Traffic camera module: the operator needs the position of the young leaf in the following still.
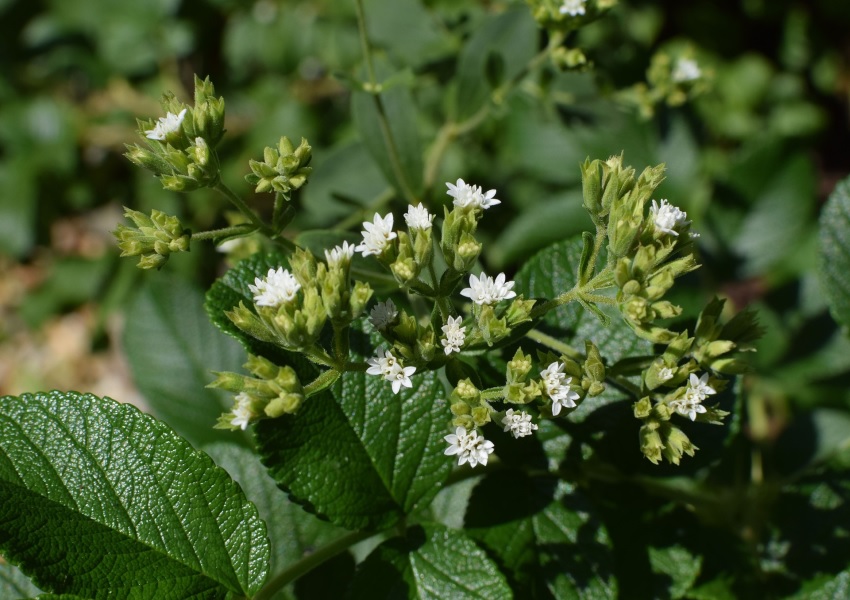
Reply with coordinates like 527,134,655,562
124,275,246,447
819,175,850,330
515,236,652,363
0,392,270,599
349,524,512,599
453,5,537,121
256,363,452,531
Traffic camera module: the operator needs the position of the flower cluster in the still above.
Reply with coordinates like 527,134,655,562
559,0,586,17
145,108,187,141
669,373,716,421
460,273,517,306
502,409,538,439
446,179,500,211
366,349,417,394
649,199,691,237
540,361,580,416
356,213,397,257
441,316,466,355
444,426,495,468
249,267,301,307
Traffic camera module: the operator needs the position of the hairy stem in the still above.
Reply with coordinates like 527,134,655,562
190,224,255,242
354,0,417,203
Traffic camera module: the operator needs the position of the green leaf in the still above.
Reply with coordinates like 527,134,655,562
124,275,245,447
465,471,617,599
349,523,512,599
453,5,537,121
0,392,269,598
790,570,850,599
819,175,850,330
351,58,423,200
0,561,41,599
256,350,452,531
203,442,346,587
515,236,652,364
733,153,815,277
648,545,701,599
205,252,316,375
363,0,454,69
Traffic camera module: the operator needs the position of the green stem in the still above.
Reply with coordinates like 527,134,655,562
253,529,377,600
213,181,297,252
526,328,584,361
480,387,505,401
332,323,350,367
190,224,255,242
422,31,565,194
354,0,417,203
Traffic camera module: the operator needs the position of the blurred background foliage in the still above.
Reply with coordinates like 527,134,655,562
1,0,850,594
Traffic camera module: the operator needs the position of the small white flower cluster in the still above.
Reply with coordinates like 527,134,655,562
324,241,355,268
672,58,702,83
658,367,675,382
145,108,187,141
230,392,254,430
502,409,538,439
249,267,301,307
670,373,716,421
355,203,437,258
559,0,586,17
355,213,397,257
441,316,466,355
650,199,691,237
404,203,434,230
369,299,398,331
366,348,416,394
460,272,517,306
540,361,580,416
444,426,495,468
446,179,500,210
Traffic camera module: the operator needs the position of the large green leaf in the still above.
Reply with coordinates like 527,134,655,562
124,275,245,447
0,392,269,599
349,523,512,599
203,442,346,597
819,175,850,330
256,356,452,531
514,237,652,364
465,472,617,599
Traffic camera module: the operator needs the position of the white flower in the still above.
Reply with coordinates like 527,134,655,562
658,367,675,382
324,241,355,267
444,426,495,468
672,58,701,82
404,203,434,230
446,179,500,210
366,347,417,394
540,361,580,416
441,315,466,355
355,213,397,256
145,108,187,141
366,348,399,377
459,272,517,305
559,0,586,16
685,372,716,402
502,409,538,439
231,392,254,430
670,373,716,421
670,398,708,422
389,364,417,394
249,267,301,307
650,199,691,236
369,300,398,331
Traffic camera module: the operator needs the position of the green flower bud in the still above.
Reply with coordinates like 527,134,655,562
245,136,313,198
661,425,697,465
349,281,373,319
477,304,509,346
551,46,588,70
226,302,276,344
634,396,653,419
639,424,664,465
583,340,605,382
507,348,533,383
453,379,480,402
471,406,492,427
452,414,475,429
453,232,482,272
451,401,471,416
505,296,536,327
265,393,303,417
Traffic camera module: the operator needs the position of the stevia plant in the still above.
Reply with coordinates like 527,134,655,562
3,1,850,599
